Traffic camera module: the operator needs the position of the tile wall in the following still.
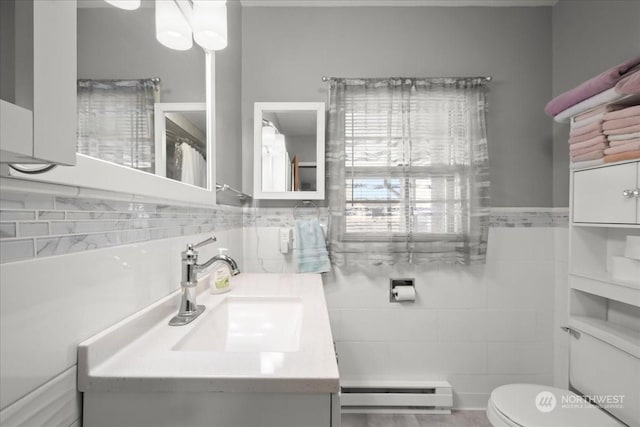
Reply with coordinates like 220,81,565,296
0,181,244,426
243,206,569,409
0,183,569,423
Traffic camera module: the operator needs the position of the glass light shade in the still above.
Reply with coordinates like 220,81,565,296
104,0,141,10
192,0,227,51
155,0,193,51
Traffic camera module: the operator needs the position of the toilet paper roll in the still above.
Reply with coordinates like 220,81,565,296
624,236,640,260
393,286,416,302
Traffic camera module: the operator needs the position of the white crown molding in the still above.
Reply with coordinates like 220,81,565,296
240,0,558,7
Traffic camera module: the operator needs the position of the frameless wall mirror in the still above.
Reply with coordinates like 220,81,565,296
253,102,325,200
76,0,210,189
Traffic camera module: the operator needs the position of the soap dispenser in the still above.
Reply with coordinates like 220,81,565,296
210,248,233,294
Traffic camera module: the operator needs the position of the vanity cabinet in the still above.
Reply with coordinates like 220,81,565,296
0,0,76,165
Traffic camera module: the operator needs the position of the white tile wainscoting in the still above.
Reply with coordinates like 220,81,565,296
0,181,244,427
243,207,569,409
0,187,568,426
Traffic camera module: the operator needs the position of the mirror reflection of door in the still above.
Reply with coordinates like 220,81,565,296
261,110,317,193
165,111,207,188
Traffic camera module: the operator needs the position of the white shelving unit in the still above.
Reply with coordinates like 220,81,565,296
563,94,640,427
568,157,640,376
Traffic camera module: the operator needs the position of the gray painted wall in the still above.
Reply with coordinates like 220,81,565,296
242,6,553,207
77,8,205,103
0,1,15,103
551,0,640,206
215,1,244,200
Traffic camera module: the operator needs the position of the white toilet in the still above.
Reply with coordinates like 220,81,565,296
486,330,638,427
486,383,624,427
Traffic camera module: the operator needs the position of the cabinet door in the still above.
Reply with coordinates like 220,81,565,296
0,0,76,165
573,162,638,224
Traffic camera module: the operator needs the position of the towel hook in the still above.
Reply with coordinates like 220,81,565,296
293,200,320,220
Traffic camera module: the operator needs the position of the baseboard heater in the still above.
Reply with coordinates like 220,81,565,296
340,380,453,415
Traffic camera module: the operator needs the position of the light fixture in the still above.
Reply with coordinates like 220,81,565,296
192,0,228,51
155,0,193,51
104,0,227,52
104,0,141,10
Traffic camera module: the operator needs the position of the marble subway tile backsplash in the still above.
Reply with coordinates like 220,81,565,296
243,206,569,229
0,191,243,263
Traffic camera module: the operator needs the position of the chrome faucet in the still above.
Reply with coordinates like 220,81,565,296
168,236,241,326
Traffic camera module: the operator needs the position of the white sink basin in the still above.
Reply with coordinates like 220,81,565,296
173,296,303,352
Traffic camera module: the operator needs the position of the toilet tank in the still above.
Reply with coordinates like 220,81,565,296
570,332,640,426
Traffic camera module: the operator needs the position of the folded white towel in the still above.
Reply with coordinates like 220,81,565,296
608,131,640,141
571,112,605,130
569,158,605,169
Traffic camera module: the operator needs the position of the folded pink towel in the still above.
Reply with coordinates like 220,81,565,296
615,70,640,95
604,150,640,163
602,115,640,131
574,105,613,121
545,55,640,117
571,149,604,162
609,137,640,148
569,120,603,137
604,140,640,154
569,129,604,144
603,105,640,121
570,142,607,156
569,135,607,150
608,131,640,141
604,124,640,135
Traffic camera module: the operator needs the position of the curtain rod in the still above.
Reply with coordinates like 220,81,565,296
321,75,492,82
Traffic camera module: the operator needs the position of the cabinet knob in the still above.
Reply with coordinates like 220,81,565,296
622,189,638,198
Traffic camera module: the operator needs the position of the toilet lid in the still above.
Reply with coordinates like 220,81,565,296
490,384,623,427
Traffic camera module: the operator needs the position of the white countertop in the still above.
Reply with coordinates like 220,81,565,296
78,273,340,394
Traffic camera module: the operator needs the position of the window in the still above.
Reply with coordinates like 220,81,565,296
327,78,490,266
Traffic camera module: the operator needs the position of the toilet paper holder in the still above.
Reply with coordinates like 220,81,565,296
389,278,415,303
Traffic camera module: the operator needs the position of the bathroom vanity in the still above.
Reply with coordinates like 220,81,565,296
78,273,340,427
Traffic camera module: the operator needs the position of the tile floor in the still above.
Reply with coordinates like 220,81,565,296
341,411,492,427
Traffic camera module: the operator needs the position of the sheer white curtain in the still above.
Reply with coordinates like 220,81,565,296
326,78,490,266
77,79,159,173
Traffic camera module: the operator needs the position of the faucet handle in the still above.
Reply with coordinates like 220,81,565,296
191,236,217,250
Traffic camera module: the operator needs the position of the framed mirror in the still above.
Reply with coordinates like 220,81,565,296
253,102,325,200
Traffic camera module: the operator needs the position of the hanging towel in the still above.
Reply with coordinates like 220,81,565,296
294,219,331,274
